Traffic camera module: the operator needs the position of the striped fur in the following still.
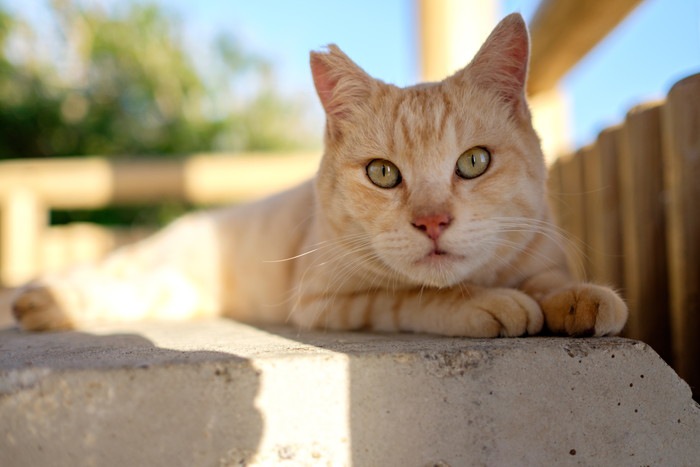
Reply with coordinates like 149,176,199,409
12,14,627,337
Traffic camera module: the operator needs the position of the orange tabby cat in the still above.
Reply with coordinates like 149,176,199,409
11,14,627,337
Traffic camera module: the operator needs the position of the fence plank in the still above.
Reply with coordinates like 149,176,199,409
556,150,588,280
584,127,624,289
662,74,700,397
619,103,671,362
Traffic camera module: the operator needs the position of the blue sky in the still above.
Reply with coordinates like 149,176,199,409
561,0,700,144
10,0,700,148
155,0,700,147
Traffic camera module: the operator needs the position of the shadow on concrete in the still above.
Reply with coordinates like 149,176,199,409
0,325,263,467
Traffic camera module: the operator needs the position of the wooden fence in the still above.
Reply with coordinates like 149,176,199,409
548,73,700,397
0,152,320,287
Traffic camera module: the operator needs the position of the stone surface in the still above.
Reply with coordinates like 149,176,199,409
1,319,699,466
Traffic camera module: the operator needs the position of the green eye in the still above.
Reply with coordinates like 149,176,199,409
366,159,402,188
456,147,491,179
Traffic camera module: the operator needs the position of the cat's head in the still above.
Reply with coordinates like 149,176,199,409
310,13,548,288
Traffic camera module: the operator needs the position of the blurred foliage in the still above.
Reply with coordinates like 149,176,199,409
0,0,315,158
0,0,318,225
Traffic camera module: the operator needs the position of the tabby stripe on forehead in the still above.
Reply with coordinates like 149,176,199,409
389,98,404,153
391,97,402,125
400,111,414,149
437,90,452,141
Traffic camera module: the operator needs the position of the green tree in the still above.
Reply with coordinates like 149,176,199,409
0,0,316,159
0,1,318,226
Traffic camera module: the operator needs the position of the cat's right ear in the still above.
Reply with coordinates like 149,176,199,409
310,45,373,122
455,13,531,120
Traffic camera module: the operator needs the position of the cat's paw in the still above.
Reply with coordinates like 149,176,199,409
468,288,544,337
12,283,80,331
540,284,627,336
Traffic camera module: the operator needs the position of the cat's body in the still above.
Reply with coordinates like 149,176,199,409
11,14,628,337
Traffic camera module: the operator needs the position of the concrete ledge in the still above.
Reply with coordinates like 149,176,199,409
1,319,698,466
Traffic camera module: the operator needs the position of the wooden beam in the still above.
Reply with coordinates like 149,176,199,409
417,0,497,82
583,126,624,289
528,0,642,95
0,152,320,208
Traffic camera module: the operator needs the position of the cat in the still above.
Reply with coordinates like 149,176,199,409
11,13,627,337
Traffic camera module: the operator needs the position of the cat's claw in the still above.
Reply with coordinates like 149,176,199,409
540,284,627,336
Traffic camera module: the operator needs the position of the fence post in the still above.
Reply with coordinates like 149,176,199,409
557,150,588,281
618,103,671,362
662,74,700,397
0,190,46,287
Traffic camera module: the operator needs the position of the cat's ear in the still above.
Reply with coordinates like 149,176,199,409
456,13,530,118
310,45,373,121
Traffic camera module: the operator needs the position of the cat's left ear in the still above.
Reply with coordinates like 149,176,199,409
456,13,530,119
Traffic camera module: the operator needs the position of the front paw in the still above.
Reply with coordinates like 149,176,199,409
540,284,627,336
12,283,79,331
467,288,544,337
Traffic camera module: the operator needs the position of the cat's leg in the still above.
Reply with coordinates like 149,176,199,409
291,286,543,337
12,212,222,331
519,270,628,336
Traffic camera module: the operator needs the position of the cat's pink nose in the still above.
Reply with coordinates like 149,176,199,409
411,213,452,240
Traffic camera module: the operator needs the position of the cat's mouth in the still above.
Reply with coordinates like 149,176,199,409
420,248,461,262
404,247,467,288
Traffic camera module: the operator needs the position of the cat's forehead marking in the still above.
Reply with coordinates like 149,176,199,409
388,85,455,154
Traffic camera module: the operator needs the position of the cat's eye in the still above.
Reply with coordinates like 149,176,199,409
366,159,402,188
456,147,491,179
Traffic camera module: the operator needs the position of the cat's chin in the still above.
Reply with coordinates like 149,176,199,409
397,251,470,289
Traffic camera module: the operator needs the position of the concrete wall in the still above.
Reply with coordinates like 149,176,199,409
1,320,699,466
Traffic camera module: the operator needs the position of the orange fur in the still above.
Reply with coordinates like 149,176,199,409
12,14,627,337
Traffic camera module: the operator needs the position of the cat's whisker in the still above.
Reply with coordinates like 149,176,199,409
484,216,587,279
489,216,577,247
288,238,375,312
460,219,554,276
484,236,560,269
263,246,326,264
457,282,472,301
267,232,374,264
480,216,585,265
294,238,379,327
314,241,373,267
317,251,381,330
475,240,536,280
496,217,590,279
